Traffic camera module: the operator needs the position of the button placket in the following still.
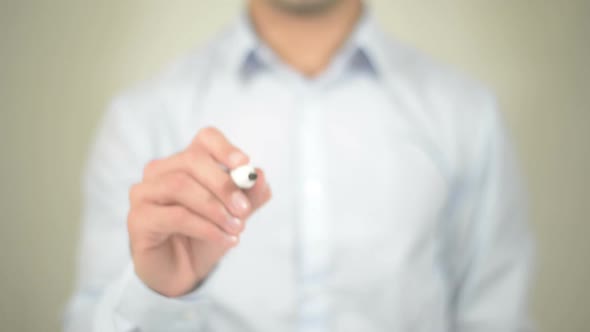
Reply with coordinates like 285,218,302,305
295,85,332,331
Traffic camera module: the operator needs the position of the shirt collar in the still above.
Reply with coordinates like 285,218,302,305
226,7,389,80
227,11,263,78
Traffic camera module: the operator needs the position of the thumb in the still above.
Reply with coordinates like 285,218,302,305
244,168,271,211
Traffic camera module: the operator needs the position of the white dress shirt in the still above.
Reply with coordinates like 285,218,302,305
64,10,534,332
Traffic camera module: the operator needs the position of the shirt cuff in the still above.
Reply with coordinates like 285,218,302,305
114,264,210,331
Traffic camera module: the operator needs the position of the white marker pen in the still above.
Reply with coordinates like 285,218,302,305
230,164,257,189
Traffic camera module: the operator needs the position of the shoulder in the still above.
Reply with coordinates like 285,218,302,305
375,31,504,173
91,25,238,162
108,24,236,120
378,35,496,120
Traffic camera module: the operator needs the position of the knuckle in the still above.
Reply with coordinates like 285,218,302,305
196,126,218,144
182,150,201,167
127,208,137,223
126,209,142,232
169,206,189,223
143,159,160,178
165,173,190,193
128,183,141,202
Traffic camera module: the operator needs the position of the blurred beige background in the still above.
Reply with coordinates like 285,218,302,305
1,1,588,331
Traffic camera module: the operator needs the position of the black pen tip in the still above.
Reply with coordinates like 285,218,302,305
248,172,258,181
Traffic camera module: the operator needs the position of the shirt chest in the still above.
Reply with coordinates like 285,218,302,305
161,78,450,325
185,78,449,267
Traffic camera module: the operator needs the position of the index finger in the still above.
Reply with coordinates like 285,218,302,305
191,126,249,169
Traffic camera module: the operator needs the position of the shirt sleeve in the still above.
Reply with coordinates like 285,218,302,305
62,97,210,332
447,95,535,332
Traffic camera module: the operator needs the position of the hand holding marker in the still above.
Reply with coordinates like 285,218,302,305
127,127,271,297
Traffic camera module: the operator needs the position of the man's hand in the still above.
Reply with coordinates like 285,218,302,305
127,127,271,297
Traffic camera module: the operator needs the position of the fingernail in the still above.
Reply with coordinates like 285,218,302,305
225,235,239,247
264,181,271,194
228,151,248,167
231,191,250,214
226,217,242,233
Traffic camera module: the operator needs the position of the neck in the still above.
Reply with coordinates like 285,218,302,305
249,0,362,77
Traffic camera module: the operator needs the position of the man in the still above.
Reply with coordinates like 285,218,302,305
64,0,534,331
